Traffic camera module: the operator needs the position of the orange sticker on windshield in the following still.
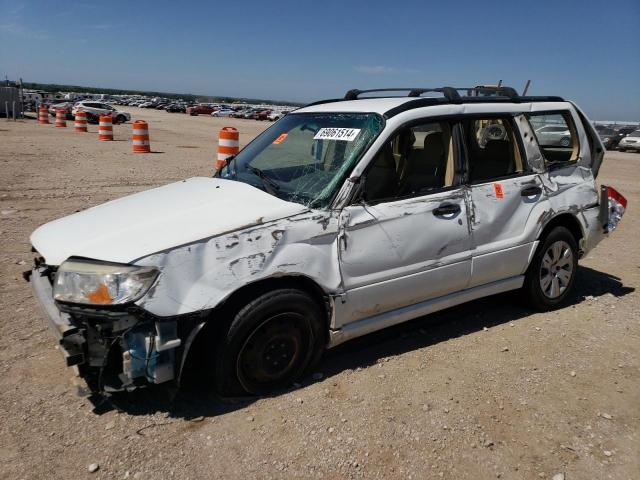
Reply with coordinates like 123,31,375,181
494,183,504,199
273,133,288,144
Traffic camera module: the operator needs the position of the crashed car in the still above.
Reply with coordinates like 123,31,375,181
28,85,627,396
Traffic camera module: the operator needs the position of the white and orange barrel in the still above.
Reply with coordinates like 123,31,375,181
98,115,113,141
74,111,88,132
55,109,66,127
38,106,49,124
132,120,150,153
216,127,239,170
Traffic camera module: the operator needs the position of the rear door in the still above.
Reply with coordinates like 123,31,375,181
462,115,547,288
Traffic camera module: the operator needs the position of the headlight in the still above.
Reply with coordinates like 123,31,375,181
53,260,159,305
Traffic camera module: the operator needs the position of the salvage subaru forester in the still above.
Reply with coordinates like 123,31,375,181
28,85,627,396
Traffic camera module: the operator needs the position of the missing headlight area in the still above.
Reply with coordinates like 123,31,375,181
57,303,181,392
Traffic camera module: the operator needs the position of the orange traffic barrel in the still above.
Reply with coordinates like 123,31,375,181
38,106,49,124
55,109,66,127
216,127,239,170
74,111,88,132
98,115,113,140
132,120,151,153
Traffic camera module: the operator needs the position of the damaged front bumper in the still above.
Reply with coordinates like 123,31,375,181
29,265,183,393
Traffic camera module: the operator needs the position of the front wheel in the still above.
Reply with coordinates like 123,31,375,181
116,115,127,124
214,289,325,396
522,226,578,311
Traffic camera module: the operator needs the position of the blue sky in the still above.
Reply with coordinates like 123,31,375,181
1,0,639,120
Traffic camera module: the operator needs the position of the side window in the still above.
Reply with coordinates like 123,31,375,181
464,117,524,183
526,112,579,164
364,121,454,203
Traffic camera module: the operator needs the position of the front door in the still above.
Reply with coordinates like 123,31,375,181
335,120,472,328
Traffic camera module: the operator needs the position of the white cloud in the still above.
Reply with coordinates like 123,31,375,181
354,65,397,75
0,23,49,40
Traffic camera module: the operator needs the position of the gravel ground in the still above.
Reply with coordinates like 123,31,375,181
0,108,638,479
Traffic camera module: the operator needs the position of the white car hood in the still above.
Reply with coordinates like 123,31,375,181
31,177,308,265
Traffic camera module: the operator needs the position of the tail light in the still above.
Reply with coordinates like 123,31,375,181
602,186,627,232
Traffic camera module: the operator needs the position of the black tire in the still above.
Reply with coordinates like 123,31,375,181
214,289,325,396
618,148,626,152
117,115,126,124
522,226,578,311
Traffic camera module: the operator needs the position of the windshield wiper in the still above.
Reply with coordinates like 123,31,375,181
246,165,281,196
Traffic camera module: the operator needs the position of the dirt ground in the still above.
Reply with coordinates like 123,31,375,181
1,108,638,480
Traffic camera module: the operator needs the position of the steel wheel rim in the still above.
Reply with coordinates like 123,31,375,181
236,312,310,393
539,240,574,299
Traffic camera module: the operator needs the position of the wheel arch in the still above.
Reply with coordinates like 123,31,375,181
177,274,332,386
537,212,584,253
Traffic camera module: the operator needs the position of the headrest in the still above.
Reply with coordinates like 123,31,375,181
375,141,396,168
397,129,416,153
423,132,445,158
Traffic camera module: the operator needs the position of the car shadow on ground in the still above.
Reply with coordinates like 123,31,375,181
101,265,633,418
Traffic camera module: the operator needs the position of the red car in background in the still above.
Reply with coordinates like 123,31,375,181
186,104,216,116
252,109,272,120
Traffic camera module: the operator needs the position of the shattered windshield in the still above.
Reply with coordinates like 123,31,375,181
218,112,384,208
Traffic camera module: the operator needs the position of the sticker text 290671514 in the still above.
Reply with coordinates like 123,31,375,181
313,128,361,142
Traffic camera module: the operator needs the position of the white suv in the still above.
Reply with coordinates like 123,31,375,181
617,129,640,152
72,101,131,124
28,86,626,396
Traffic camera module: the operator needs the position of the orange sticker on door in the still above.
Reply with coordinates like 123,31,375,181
494,183,504,199
273,133,288,144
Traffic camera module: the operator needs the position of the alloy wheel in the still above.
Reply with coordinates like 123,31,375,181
539,240,574,298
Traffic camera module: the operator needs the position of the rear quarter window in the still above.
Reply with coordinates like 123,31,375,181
526,112,579,165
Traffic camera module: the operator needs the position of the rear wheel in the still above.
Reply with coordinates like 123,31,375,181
214,289,325,396
116,115,127,124
522,226,578,311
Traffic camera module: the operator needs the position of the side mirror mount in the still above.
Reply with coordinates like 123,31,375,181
349,175,369,205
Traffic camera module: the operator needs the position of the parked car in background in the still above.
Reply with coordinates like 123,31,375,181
72,101,131,124
48,102,75,119
187,104,216,116
535,124,572,147
165,104,186,113
211,108,235,117
618,130,640,152
598,128,617,150
606,127,637,150
252,109,272,120
267,111,283,121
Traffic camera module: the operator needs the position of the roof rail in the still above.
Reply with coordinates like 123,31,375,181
344,87,462,103
302,84,564,110
457,85,521,100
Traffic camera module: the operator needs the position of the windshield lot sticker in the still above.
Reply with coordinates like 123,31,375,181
494,183,504,199
273,133,288,144
313,128,361,142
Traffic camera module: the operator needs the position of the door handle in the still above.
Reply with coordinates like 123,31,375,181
433,203,461,216
521,185,542,197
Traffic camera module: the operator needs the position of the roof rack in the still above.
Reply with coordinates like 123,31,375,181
302,83,565,112
344,87,461,103
344,85,524,102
